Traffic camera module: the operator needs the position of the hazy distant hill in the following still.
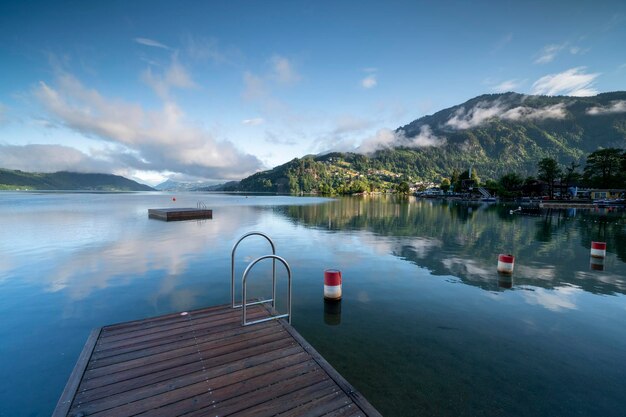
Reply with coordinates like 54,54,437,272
155,179,240,191
0,169,155,191
238,92,626,193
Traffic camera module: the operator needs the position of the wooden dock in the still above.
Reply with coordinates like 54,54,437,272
54,304,381,417
539,202,595,209
148,208,213,221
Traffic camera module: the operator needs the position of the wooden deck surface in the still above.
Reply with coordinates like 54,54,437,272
53,304,382,417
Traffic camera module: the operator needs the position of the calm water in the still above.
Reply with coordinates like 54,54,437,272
1,192,625,417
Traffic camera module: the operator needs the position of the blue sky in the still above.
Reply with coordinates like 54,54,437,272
0,0,625,185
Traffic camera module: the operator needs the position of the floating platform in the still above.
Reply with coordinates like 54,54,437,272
53,303,381,417
148,208,213,221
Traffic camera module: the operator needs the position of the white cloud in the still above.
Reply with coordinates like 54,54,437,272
357,125,446,154
520,285,581,312
357,128,396,152
242,117,265,126
240,68,297,123
0,144,116,173
445,100,568,130
534,42,586,64
361,74,377,89
534,43,565,64
265,131,297,146
501,103,568,121
34,73,262,180
531,67,600,96
312,115,374,153
446,101,506,129
270,55,300,85
492,79,523,92
406,125,446,148
141,55,196,99
569,46,581,54
492,33,513,53
134,37,172,50
334,115,373,134
182,35,241,65
242,71,267,101
586,100,626,115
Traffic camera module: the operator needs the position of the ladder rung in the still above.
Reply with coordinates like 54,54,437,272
232,298,274,309
243,314,289,326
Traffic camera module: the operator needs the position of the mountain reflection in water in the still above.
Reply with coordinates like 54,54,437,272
278,196,626,296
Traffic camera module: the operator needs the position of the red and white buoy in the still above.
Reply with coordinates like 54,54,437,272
324,269,342,301
497,254,515,274
590,241,606,258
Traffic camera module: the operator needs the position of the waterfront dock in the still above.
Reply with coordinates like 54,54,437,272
539,202,595,209
148,208,213,221
53,303,381,417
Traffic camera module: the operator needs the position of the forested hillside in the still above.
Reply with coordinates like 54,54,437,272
238,92,626,194
0,169,155,191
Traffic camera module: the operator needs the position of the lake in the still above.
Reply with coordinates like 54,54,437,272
0,192,625,417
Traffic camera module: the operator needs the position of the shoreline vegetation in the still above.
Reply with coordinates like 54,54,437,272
2,146,625,200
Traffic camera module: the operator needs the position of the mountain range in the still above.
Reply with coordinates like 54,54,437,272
238,91,626,193
2,92,625,193
0,169,154,191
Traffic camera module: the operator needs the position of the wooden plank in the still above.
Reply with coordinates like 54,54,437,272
98,306,245,343
102,303,229,333
324,404,367,417
91,320,278,368
52,328,101,417
281,320,383,417
84,328,292,381
276,390,353,417
94,308,268,352
77,344,305,404
234,379,339,417
72,351,311,415
93,309,273,362
94,309,271,356
79,336,296,391
146,366,328,417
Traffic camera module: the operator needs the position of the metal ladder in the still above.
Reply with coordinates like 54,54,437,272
231,232,292,326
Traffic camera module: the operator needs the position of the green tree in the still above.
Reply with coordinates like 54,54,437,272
583,148,624,188
450,169,460,192
440,178,451,193
457,168,480,190
537,157,562,199
563,161,581,186
499,172,523,191
397,181,410,194
484,179,499,195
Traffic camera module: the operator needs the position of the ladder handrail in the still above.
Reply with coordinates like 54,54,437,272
242,255,292,326
231,232,276,309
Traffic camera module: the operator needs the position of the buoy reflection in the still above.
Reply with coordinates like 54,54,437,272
498,275,513,289
323,299,341,326
590,257,605,271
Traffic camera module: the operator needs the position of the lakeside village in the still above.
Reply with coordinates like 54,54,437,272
412,148,626,207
